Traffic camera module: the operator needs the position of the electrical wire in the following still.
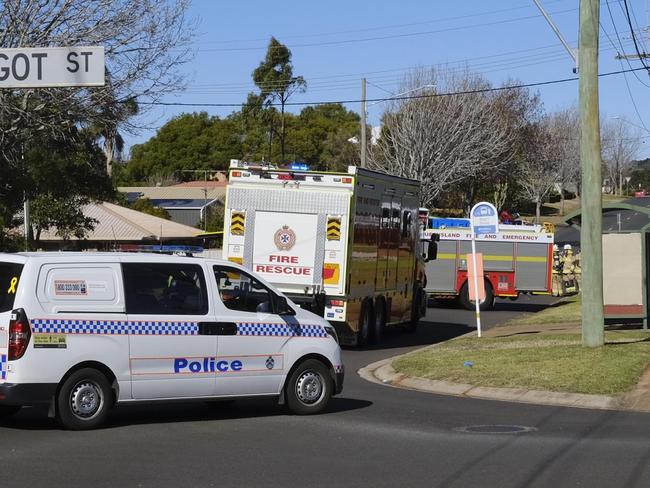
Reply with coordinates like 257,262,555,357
622,0,650,72
132,66,650,108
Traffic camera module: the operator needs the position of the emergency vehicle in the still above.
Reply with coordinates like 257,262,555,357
0,251,343,430
423,218,554,310
222,161,429,346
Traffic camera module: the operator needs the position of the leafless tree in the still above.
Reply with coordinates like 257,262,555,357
547,107,580,214
368,68,515,208
601,117,643,195
0,0,195,164
518,117,562,223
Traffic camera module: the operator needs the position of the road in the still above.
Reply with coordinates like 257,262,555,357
2,295,650,488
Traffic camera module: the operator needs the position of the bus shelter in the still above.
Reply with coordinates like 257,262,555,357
565,199,650,327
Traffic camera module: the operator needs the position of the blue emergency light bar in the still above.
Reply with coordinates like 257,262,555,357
289,162,310,171
118,244,204,254
429,217,471,229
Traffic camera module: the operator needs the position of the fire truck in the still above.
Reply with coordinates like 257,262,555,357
423,218,554,310
222,161,429,346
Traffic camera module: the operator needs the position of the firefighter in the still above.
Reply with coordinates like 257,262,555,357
552,244,564,296
562,244,576,294
573,248,581,292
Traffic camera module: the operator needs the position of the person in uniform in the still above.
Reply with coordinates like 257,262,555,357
552,244,564,296
573,248,581,292
562,244,576,294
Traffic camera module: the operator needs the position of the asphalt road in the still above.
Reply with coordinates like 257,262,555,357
2,295,650,488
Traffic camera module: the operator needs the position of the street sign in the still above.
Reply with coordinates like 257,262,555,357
0,46,104,88
470,201,499,236
467,252,486,301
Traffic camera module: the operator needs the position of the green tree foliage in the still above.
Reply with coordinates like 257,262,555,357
130,198,172,220
127,113,243,182
24,132,114,245
124,104,360,182
252,37,306,162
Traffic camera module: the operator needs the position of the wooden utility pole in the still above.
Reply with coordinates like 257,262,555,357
360,78,367,168
579,0,604,347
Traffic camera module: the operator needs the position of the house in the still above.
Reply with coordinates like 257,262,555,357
37,201,202,250
118,181,226,227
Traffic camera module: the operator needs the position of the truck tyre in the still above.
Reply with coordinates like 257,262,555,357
0,405,21,418
371,299,386,344
357,301,372,347
285,359,332,415
405,288,424,333
459,280,494,311
56,368,113,430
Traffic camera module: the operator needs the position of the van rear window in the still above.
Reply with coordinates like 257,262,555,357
0,263,23,313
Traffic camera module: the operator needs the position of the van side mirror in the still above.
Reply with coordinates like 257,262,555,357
426,239,438,262
275,295,296,316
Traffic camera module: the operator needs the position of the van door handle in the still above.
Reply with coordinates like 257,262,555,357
198,322,238,335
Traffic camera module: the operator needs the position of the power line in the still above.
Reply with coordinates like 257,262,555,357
622,0,650,72
134,66,650,108
193,0,566,46
196,8,578,52
606,0,650,87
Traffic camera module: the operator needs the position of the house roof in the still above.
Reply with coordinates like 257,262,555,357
151,198,221,209
39,201,202,241
173,180,227,188
118,186,226,202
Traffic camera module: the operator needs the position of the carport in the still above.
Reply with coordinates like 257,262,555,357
565,198,650,327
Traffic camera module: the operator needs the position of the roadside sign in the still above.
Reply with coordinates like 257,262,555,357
467,253,485,301
470,202,499,236
0,46,104,88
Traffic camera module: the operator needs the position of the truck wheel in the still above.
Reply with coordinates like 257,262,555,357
371,299,386,344
285,359,332,415
0,405,21,418
56,368,113,430
357,302,372,347
459,280,494,311
405,288,424,333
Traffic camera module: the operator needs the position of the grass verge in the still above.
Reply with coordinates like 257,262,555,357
505,295,581,326
393,331,650,395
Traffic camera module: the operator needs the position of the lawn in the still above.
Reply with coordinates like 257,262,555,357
393,331,650,395
505,295,581,326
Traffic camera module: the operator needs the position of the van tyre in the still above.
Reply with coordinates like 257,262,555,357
0,405,21,418
57,368,112,430
285,359,332,415
405,288,424,333
357,302,372,347
459,280,494,311
371,299,385,344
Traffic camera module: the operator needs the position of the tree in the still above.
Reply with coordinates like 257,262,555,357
518,118,562,223
0,0,195,223
369,68,516,208
252,37,306,162
601,117,643,195
131,198,171,220
550,107,580,213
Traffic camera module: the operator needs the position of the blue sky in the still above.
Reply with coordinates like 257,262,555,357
129,0,650,158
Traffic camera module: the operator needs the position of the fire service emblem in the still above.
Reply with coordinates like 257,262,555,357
274,225,296,251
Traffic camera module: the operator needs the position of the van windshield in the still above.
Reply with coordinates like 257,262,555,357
0,262,23,313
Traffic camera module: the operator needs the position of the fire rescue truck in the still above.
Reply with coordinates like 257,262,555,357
222,161,430,346
423,217,554,310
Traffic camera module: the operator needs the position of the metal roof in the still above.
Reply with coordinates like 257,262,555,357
38,202,202,241
118,186,226,202
150,198,220,209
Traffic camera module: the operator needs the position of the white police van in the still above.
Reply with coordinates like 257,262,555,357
0,251,344,430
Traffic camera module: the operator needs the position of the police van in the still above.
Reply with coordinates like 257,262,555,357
0,251,343,430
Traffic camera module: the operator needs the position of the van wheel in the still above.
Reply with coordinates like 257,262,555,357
371,299,385,344
405,288,423,333
459,280,494,311
285,359,332,415
357,302,372,347
0,405,21,418
57,368,112,430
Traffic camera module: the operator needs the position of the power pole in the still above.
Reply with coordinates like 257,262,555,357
360,77,367,168
579,0,604,347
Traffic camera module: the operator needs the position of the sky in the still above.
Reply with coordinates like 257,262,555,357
127,0,650,158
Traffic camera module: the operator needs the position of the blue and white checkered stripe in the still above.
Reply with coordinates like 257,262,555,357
0,354,7,381
31,319,198,336
237,323,327,338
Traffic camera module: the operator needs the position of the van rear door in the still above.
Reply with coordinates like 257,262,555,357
0,260,25,383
